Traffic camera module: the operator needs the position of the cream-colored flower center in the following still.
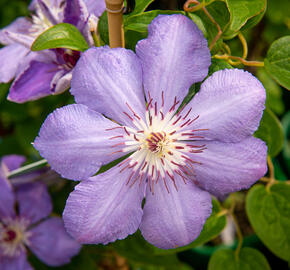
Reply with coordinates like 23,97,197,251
0,218,31,257
108,93,207,193
29,1,64,37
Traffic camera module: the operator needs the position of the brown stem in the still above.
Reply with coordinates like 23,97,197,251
202,6,222,50
184,0,204,12
105,0,125,48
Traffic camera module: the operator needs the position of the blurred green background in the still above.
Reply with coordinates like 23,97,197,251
0,0,289,269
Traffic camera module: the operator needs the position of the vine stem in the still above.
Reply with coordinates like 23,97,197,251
238,32,248,59
232,213,243,258
105,0,125,48
183,0,222,50
213,54,264,67
7,159,48,179
266,156,276,190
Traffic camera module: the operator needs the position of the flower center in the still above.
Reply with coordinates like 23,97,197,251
3,230,17,242
146,132,169,155
29,0,64,37
108,92,208,193
0,218,30,257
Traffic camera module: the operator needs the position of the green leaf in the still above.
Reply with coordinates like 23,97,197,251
31,23,89,52
223,0,266,39
112,232,180,266
208,247,271,270
246,183,290,261
195,1,230,53
254,108,284,157
98,11,109,45
257,69,285,115
208,58,233,76
281,111,290,174
130,0,155,15
264,36,290,90
153,199,227,255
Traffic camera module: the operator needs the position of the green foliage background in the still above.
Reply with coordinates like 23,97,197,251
0,0,289,269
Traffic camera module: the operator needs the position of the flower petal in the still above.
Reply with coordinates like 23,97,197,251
8,60,59,103
28,217,81,267
64,0,88,30
51,70,72,94
187,137,267,197
83,0,106,17
187,69,266,142
0,44,29,83
136,14,210,114
0,251,32,270
0,17,32,45
1,155,25,172
0,167,15,219
16,182,52,224
34,104,126,180
71,46,146,126
140,177,212,249
63,164,145,244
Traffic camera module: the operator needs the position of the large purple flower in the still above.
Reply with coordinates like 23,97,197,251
0,155,81,269
34,15,267,249
0,0,105,103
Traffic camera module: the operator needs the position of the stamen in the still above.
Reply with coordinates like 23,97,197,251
112,98,206,194
126,102,141,120
183,108,192,120
123,111,134,121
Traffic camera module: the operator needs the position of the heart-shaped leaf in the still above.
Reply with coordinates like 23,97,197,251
246,183,290,261
264,36,290,90
254,108,284,157
208,247,271,270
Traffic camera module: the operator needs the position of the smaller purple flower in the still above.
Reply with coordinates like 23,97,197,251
34,15,267,249
0,0,105,103
0,155,81,269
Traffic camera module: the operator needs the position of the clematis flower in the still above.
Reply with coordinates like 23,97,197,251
0,155,81,269
34,15,267,249
0,0,105,103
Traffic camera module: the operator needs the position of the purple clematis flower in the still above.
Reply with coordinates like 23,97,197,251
34,15,267,249
0,155,81,269
0,0,105,103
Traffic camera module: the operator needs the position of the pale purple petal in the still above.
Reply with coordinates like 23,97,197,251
64,0,88,30
0,17,32,45
0,166,15,219
8,60,59,103
16,182,52,224
83,0,106,17
28,217,81,267
52,70,72,94
37,0,61,25
0,44,29,83
1,155,25,172
63,164,145,244
187,69,266,142
34,104,127,180
71,46,146,126
14,50,57,78
140,176,212,249
136,14,210,114
0,251,32,270
188,137,267,197
2,30,34,48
